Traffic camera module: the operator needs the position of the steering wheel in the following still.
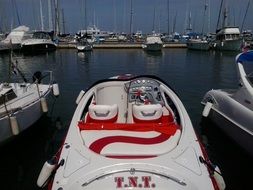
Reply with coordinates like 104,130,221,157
134,87,154,104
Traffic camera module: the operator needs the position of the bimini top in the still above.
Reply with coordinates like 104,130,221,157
236,50,253,63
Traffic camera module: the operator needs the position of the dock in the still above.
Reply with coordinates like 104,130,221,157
57,42,187,49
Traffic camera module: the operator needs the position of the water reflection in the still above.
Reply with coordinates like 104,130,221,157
0,115,58,190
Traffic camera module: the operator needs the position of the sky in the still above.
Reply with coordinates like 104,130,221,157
0,0,252,34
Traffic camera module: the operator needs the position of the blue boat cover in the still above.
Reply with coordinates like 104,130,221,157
237,51,253,63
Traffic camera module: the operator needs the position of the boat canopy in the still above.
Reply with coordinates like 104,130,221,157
237,51,253,63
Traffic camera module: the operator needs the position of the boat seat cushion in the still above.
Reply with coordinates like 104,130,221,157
133,104,163,122
87,104,118,123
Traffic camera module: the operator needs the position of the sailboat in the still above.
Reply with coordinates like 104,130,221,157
76,0,93,52
187,0,211,51
0,51,59,144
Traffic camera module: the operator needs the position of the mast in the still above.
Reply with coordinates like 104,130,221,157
129,0,133,35
54,0,60,35
216,0,224,31
40,0,44,31
61,9,65,34
208,0,210,33
241,0,250,31
201,0,208,35
84,0,87,29
11,0,21,26
172,11,177,33
48,0,53,31
167,0,170,34
113,0,116,32
152,7,156,32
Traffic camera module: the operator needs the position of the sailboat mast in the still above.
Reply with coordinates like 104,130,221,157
201,0,208,35
129,0,133,35
113,0,116,33
84,0,87,29
172,11,177,33
167,0,170,34
152,7,155,31
208,0,210,33
40,0,44,31
48,0,53,31
241,0,250,31
216,0,224,31
61,9,65,34
54,0,60,35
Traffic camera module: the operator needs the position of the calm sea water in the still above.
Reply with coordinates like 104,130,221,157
0,49,252,190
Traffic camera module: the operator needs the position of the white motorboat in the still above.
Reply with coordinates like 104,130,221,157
142,34,163,51
202,50,253,156
37,75,225,190
21,31,57,52
0,55,60,144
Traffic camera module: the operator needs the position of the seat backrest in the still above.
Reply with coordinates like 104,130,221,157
133,104,162,122
88,104,118,123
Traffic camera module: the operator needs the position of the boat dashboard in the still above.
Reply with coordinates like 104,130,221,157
126,77,163,105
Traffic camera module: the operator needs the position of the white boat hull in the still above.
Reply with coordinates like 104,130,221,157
21,40,56,52
40,75,224,190
202,89,253,156
0,83,53,144
0,96,46,142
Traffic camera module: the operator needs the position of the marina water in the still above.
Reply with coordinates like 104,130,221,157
0,49,252,189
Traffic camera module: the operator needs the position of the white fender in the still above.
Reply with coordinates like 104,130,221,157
37,160,56,187
41,97,48,113
10,116,19,135
202,102,213,117
213,166,226,190
53,83,60,97
75,90,85,104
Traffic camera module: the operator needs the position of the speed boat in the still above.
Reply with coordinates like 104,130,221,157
202,50,253,156
21,31,57,52
37,75,225,190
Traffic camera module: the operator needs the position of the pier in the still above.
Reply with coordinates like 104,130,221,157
57,42,187,49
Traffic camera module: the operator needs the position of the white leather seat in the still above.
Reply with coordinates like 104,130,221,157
133,104,162,121
88,104,118,121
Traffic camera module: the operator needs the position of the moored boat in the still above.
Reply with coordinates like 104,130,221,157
187,39,210,51
202,50,253,156
1,25,29,51
76,37,93,52
212,27,243,51
21,31,57,52
0,56,60,144
37,75,225,190
142,34,163,51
